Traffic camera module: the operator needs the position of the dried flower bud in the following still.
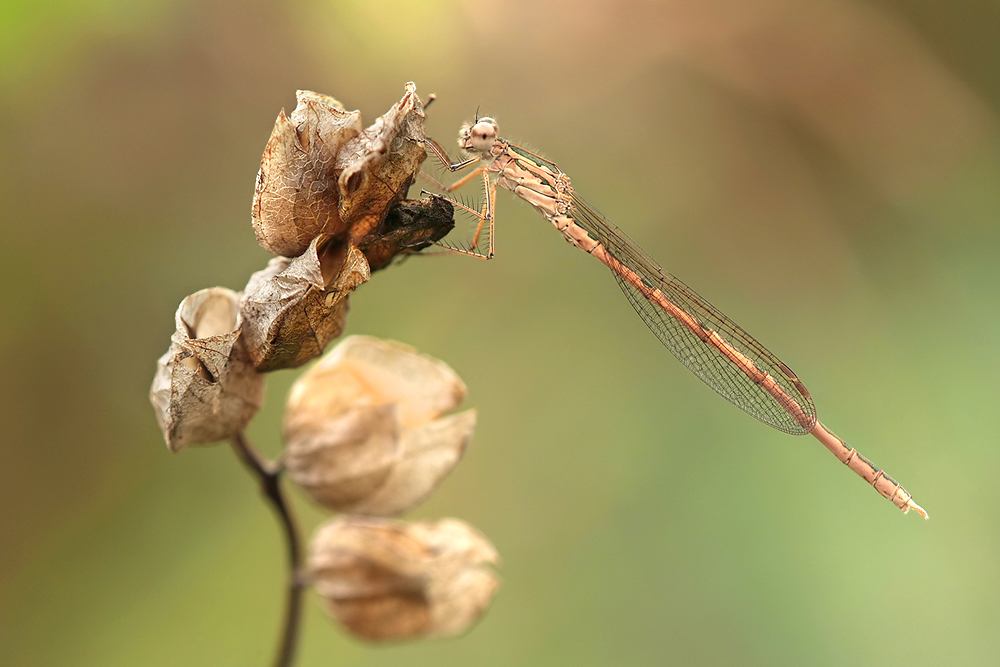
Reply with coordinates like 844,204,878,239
337,82,428,245
252,83,431,258
284,336,475,515
150,287,264,451
252,91,361,257
240,237,370,372
309,516,500,641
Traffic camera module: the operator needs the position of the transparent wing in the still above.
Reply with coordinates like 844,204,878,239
571,194,817,435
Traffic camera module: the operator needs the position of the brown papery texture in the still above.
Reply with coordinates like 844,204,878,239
336,82,427,244
149,287,264,451
240,238,371,372
284,336,475,515
309,516,500,642
252,91,361,257
252,83,429,258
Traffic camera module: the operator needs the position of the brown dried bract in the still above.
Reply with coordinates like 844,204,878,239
309,516,500,641
336,82,428,244
284,336,475,515
252,83,431,258
253,91,362,257
240,237,371,372
150,287,264,451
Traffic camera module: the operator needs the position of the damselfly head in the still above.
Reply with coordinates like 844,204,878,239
459,117,499,155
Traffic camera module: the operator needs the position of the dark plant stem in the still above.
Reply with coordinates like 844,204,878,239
231,432,305,667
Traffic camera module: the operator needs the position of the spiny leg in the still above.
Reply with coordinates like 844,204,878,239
422,137,479,172
457,168,495,257
444,165,486,192
418,170,448,191
417,164,485,192
414,135,481,201
419,190,492,259
412,137,496,259
420,168,496,260
408,135,478,190
483,170,496,258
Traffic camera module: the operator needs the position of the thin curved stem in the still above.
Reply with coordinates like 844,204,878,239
230,432,305,667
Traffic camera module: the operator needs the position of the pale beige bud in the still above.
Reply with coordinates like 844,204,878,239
284,336,475,515
150,287,264,451
252,91,361,257
239,238,370,372
309,516,500,641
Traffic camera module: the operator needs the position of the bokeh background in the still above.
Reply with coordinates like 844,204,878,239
2,0,999,665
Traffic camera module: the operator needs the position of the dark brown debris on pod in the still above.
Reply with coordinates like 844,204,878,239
239,237,371,372
149,287,264,451
309,516,500,642
361,196,454,271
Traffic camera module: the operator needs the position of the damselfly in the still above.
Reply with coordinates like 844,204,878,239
418,116,927,517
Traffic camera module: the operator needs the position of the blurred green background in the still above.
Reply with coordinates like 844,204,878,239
2,0,999,665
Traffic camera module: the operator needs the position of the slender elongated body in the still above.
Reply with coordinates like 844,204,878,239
421,117,926,517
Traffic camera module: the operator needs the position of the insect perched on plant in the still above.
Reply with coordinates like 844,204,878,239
413,114,926,517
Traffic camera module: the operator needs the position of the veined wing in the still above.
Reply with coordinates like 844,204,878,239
570,194,817,435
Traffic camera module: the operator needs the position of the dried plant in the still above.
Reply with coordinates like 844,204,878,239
150,83,497,667
284,336,476,515
150,287,264,451
310,516,500,641
240,240,370,372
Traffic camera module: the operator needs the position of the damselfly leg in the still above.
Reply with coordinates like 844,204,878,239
416,137,497,259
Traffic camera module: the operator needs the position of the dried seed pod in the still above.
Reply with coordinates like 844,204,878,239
338,82,428,245
252,91,362,257
284,336,475,515
240,237,371,372
149,287,264,451
252,83,433,258
309,516,500,641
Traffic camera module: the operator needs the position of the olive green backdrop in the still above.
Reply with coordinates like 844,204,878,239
2,0,999,665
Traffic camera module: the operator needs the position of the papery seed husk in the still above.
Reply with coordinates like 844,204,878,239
240,238,370,372
326,592,430,641
149,287,264,451
284,403,400,508
309,516,500,641
283,336,473,514
308,335,466,428
407,518,501,570
310,517,430,598
252,91,362,257
252,83,435,259
423,566,500,638
310,517,500,592
339,409,476,516
337,82,428,245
